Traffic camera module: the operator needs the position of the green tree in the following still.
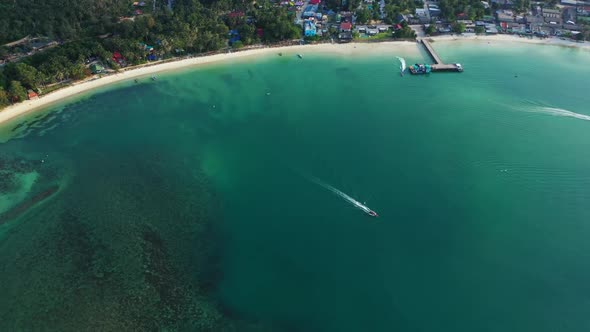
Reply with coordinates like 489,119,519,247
514,0,529,10
426,24,437,35
5,62,39,89
348,0,362,10
372,4,381,20
237,24,256,45
8,81,27,103
69,63,88,80
0,68,6,87
254,6,301,42
0,0,130,44
304,35,322,42
452,22,466,33
475,26,485,34
393,25,416,38
16,62,39,89
0,87,10,108
383,4,400,24
356,8,372,24
38,55,70,83
232,40,244,48
470,2,486,19
324,0,342,10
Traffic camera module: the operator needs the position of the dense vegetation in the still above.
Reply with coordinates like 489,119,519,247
393,21,417,38
383,0,418,24
0,0,300,107
0,0,130,44
353,0,418,24
439,0,486,21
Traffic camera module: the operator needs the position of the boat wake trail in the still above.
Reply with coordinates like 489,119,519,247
529,106,590,121
308,176,378,217
501,100,590,122
396,56,406,75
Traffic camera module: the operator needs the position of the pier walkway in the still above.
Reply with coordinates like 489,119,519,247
421,39,443,64
418,39,463,72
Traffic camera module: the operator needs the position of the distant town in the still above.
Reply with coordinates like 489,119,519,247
0,0,588,108
296,0,589,42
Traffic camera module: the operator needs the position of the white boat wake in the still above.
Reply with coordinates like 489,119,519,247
530,106,590,121
396,56,406,75
309,177,378,217
497,100,590,122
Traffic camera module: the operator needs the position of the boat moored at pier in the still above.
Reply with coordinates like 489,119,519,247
409,63,432,74
411,39,464,74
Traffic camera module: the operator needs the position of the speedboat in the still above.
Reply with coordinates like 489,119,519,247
297,54,303,59
368,210,379,217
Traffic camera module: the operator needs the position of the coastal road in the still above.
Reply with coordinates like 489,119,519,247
410,24,426,37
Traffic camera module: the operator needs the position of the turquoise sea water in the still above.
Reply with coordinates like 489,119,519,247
1,41,590,331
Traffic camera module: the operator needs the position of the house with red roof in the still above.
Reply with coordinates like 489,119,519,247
228,11,245,18
339,22,353,41
112,51,127,66
340,22,352,32
27,90,39,100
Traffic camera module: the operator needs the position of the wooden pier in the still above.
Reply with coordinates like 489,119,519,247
419,39,463,72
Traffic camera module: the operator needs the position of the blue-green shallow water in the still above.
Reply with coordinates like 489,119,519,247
1,42,590,331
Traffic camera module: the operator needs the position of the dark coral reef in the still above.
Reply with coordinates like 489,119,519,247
0,149,241,331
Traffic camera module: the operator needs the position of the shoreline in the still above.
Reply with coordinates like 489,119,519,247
0,35,587,127
0,41,415,128
428,33,590,50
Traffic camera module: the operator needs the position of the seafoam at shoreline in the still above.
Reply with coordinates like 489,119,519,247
0,35,587,129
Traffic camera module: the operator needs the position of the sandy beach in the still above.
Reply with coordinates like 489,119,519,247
0,42,419,127
430,33,590,50
0,35,587,127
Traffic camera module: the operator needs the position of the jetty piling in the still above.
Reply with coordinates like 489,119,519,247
419,39,463,73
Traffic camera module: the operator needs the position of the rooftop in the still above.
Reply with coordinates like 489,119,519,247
340,22,352,30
